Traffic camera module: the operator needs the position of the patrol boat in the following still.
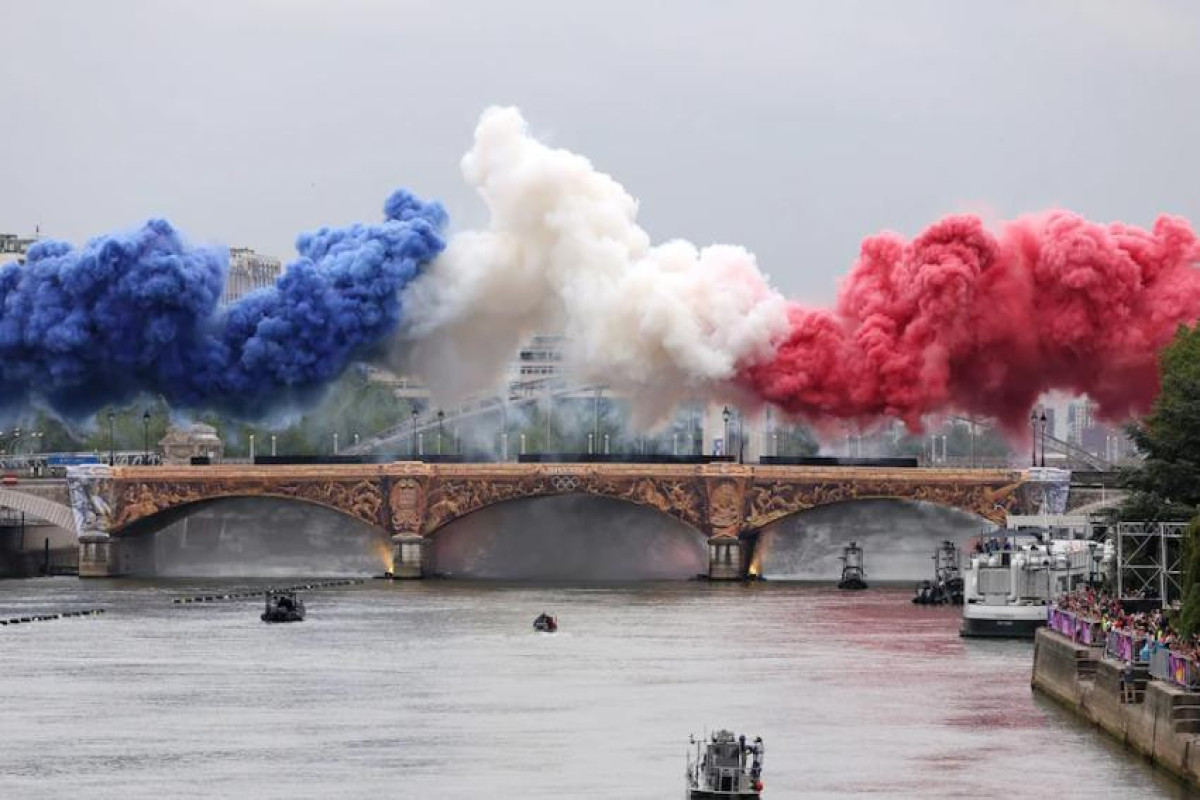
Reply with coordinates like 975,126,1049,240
913,540,964,605
685,730,764,798
261,591,305,623
837,541,868,590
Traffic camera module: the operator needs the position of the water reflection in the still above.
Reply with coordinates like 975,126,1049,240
429,494,707,579
755,499,997,581
119,497,391,577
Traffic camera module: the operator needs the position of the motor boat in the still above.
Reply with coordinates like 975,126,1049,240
913,541,964,605
261,591,305,623
685,730,764,798
837,541,868,590
533,612,558,633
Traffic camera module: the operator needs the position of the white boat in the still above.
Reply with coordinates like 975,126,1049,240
960,532,1105,638
685,730,764,798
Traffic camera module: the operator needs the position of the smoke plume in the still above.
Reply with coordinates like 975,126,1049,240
744,212,1200,431
0,190,445,417
398,107,790,423
402,107,1200,432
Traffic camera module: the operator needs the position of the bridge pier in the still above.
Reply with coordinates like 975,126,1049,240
391,535,427,579
707,537,747,581
78,535,119,578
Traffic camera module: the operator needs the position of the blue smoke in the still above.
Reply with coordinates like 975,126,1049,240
0,189,446,418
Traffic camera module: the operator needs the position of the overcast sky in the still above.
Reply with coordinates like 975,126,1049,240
1,0,1197,302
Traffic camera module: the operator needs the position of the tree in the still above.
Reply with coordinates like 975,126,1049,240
1177,517,1200,638
1121,324,1200,521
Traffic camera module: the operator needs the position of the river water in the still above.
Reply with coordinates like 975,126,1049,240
0,578,1193,799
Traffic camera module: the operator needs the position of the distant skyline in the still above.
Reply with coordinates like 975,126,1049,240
2,0,1198,303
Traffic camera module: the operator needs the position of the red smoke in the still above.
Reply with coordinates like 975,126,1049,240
740,212,1200,433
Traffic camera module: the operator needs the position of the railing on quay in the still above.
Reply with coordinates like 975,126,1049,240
1047,606,1104,647
1050,604,1200,692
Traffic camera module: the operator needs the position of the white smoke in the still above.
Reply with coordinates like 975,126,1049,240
396,106,790,424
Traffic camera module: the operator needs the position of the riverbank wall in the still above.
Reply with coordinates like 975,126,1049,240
1032,627,1200,787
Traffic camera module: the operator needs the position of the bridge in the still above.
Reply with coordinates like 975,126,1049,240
62,462,1059,579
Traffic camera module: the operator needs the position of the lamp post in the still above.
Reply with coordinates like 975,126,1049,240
353,432,359,448
722,406,731,457
142,410,151,464
1029,409,1038,467
333,432,338,455
593,386,601,453
437,410,445,456
271,434,277,457
410,407,418,458
1039,410,1048,468
107,412,115,467
249,433,255,462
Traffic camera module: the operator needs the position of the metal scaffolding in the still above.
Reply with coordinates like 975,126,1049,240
1116,522,1185,606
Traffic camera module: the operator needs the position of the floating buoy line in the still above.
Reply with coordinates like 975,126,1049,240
172,579,363,604
1,609,105,626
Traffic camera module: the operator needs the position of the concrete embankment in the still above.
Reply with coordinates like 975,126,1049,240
1032,628,1200,787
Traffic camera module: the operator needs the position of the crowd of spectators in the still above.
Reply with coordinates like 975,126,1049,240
1055,588,1200,662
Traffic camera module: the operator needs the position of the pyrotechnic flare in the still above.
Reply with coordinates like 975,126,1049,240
402,106,1200,432
0,190,445,417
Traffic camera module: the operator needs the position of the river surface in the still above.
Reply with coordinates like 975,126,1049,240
0,578,1194,799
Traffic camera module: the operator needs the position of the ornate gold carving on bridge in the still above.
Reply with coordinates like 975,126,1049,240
111,477,384,531
421,468,708,535
707,480,746,538
102,464,1031,539
388,478,425,534
745,472,1024,528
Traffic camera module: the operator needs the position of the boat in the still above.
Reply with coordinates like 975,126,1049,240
533,612,558,633
913,540,964,605
261,591,305,623
685,730,764,798
960,532,1104,638
837,541,868,590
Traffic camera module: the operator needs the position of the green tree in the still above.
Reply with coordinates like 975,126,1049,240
1177,517,1200,638
1121,324,1200,521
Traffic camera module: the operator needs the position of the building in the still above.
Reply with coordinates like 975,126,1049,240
1066,398,1095,445
510,334,568,396
221,247,282,305
0,233,35,264
158,423,224,464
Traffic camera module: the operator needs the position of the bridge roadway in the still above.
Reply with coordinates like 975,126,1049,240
61,461,1055,579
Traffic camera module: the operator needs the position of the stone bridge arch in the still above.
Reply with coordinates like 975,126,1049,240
0,487,77,534
108,492,390,539
742,468,1030,534
418,469,710,539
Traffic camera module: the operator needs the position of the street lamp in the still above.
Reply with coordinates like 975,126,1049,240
107,412,115,466
1029,409,1038,468
333,432,339,455
410,407,419,458
271,434,277,457
142,410,151,464
437,410,445,456
1039,410,1048,468
722,406,731,457
249,433,255,462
